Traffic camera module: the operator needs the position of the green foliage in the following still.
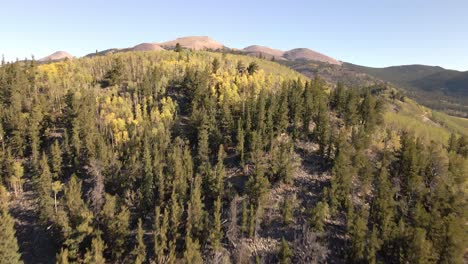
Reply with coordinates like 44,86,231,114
278,237,292,264
36,153,54,223
281,195,295,226
132,218,146,264
0,185,22,264
0,49,464,263
101,194,129,260
84,233,106,264
309,201,329,232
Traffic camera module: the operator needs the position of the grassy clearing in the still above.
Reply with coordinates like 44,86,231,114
384,98,452,144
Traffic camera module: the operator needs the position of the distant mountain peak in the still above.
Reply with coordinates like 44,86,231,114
131,43,165,51
159,36,224,50
243,45,286,60
38,51,73,62
284,48,341,65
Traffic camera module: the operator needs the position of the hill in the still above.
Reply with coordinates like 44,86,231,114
1,49,465,264
131,43,165,51
276,59,468,117
283,48,341,65
38,51,73,62
344,63,468,116
243,45,286,60
159,36,225,50
241,45,341,65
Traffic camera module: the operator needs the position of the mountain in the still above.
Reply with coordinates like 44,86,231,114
344,63,468,116
3,44,466,264
159,36,225,50
131,43,165,51
276,58,468,116
242,45,286,60
241,45,341,65
38,51,73,62
37,36,467,116
283,48,341,65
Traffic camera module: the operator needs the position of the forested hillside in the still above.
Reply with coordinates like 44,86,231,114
277,59,468,117
344,63,468,117
0,50,466,264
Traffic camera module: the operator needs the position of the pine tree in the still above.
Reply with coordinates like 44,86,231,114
36,153,54,223
132,218,147,264
63,174,93,259
366,225,381,264
247,62,259,75
276,88,289,134
9,160,23,197
209,196,223,251
84,233,106,264
348,209,368,263
212,58,220,74
56,248,69,264
329,136,353,211
141,138,154,212
50,140,62,179
175,43,182,53
370,152,395,241
101,195,129,261
408,228,434,264
236,118,245,166
183,211,203,264
309,201,329,232
302,81,313,136
278,237,292,264
197,120,210,170
314,96,330,155
212,145,226,199
0,185,22,264
153,206,163,263
188,175,204,239
282,195,294,226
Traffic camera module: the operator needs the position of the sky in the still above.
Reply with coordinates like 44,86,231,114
1,0,467,71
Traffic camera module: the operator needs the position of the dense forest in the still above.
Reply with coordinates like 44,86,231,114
0,49,466,264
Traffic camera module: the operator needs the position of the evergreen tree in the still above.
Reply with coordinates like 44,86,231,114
366,225,381,264
309,201,329,232
348,209,368,263
282,195,294,226
209,196,223,251
329,136,353,211
63,175,93,259
101,194,129,261
175,43,182,53
132,218,147,264
314,96,330,155
212,58,220,74
188,175,204,239
36,153,54,223
84,233,106,264
56,248,69,264
278,237,292,264
50,140,62,179
247,62,259,75
0,185,22,264
370,151,395,241
183,209,203,264
236,118,245,166
407,228,434,264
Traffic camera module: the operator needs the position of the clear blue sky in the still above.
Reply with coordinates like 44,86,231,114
1,0,467,70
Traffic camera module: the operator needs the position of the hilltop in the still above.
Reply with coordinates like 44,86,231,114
38,51,73,62
159,36,225,50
